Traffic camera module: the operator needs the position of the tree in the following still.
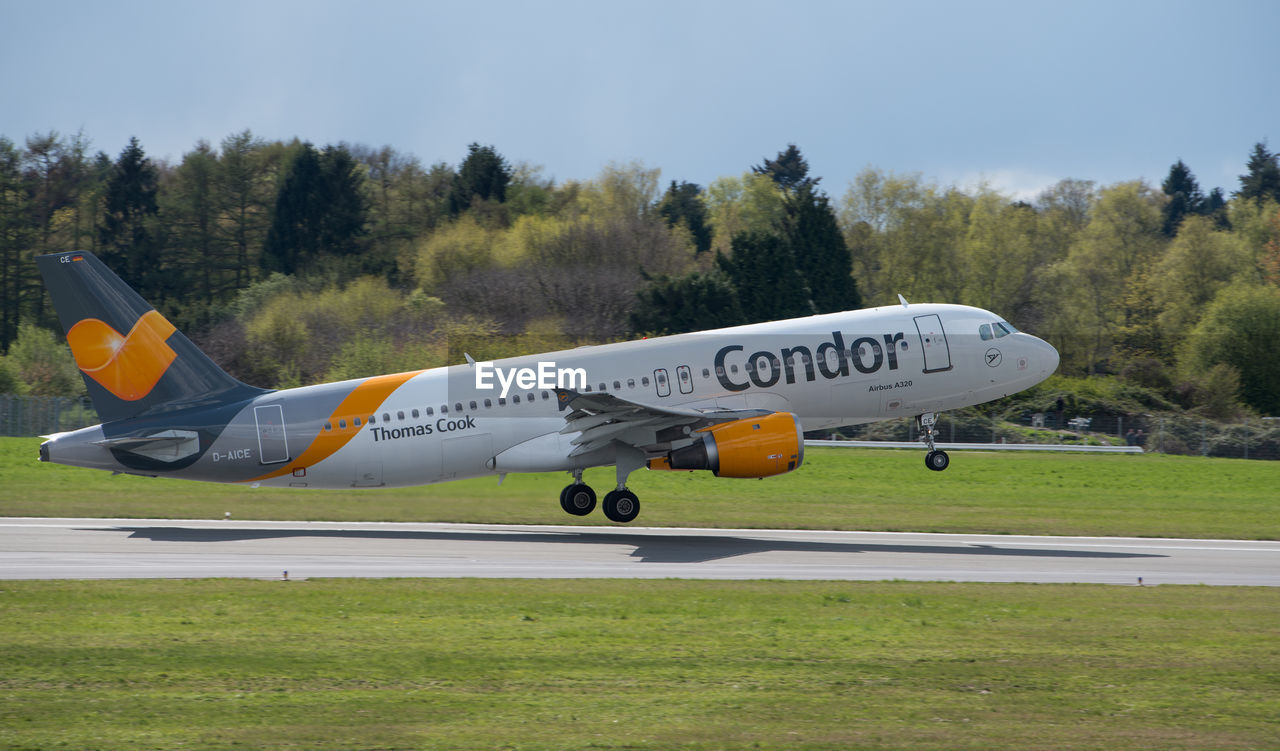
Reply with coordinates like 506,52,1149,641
630,271,743,335
716,231,814,323
1161,160,1205,237
1043,181,1165,374
217,130,274,289
1150,215,1246,344
785,183,859,313
165,141,221,309
261,143,369,275
753,143,815,193
657,180,712,253
98,137,168,306
0,137,34,353
1181,283,1280,414
1237,142,1280,205
449,143,511,216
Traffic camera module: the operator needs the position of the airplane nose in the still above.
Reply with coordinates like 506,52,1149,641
1034,336,1059,375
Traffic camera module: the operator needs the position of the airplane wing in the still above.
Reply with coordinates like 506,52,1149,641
554,388,771,457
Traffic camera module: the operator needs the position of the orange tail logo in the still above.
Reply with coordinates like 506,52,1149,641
67,310,177,401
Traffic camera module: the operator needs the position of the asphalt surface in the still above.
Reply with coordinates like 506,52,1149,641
1,518,1276,585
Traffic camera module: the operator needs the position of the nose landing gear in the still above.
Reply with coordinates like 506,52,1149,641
918,412,950,471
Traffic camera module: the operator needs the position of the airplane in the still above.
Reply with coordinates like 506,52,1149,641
36,251,1059,523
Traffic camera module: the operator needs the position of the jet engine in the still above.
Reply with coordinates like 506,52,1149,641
647,412,804,478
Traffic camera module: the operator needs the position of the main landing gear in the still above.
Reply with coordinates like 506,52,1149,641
558,475,640,523
918,412,950,472
557,447,645,523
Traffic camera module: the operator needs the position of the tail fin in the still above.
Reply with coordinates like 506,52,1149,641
37,251,266,423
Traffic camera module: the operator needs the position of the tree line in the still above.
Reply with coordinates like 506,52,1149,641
1,130,1279,417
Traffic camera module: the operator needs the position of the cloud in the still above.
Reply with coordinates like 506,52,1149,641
944,168,1063,202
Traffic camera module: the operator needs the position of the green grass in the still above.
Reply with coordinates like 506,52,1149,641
0,579,1276,750
4,437,1277,539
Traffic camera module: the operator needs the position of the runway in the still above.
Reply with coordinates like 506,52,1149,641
2,518,1277,585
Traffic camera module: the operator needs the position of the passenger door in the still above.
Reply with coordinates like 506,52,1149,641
253,404,290,464
913,314,953,373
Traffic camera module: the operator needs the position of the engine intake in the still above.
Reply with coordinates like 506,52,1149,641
648,412,804,478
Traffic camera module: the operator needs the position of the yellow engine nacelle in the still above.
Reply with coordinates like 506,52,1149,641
647,412,804,478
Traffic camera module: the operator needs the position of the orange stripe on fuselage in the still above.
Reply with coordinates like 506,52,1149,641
247,370,424,482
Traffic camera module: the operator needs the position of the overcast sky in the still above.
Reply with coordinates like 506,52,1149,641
2,0,1276,200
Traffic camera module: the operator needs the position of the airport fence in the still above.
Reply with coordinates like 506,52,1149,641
821,412,1280,461
0,394,98,437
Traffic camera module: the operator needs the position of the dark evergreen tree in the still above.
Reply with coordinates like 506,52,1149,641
716,232,814,323
1161,159,1205,237
1204,187,1231,230
316,144,368,258
98,137,168,305
785,183,860,313
0,137,34,353
630,271,744,335
1237,142,1280,205
657,180,712,253
262,143,368,275
753,143,816,192
449,143,511,216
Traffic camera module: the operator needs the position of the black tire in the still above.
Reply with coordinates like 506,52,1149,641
925,450,950,472
602,489,640,523
559,483,596,516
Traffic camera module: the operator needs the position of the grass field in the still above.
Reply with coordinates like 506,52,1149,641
4,437,1277,539
1,579,1276,750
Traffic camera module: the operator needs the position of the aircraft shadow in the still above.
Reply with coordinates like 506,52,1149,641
95,526,1168,565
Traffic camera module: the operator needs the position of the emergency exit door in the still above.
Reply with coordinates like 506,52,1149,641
913,314,953,373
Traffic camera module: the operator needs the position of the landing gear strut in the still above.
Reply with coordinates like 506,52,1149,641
918,412,950,472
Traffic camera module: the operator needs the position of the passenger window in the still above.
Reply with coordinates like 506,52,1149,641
627,379,635,388
599,382,607,391
353,417,361,427
542,391,550,399
498,397,506,405
584,385,592,392
613,380,621,390
642,377,650,386
455,403,463,412
701,368,710,378
339,419,347,429
412,409,419,419
484,398,492,408
440,405,448,414
324,422,332,431
397,411,404,420
513,395,521,403
469,400,477,410
426,407,434,416
527,393,535,402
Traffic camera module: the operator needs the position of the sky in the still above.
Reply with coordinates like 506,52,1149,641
2,0,1277,201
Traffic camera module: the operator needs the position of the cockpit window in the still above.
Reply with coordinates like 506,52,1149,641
979,323,993,341
994,322,1013,338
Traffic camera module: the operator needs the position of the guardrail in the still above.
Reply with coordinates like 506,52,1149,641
805,440,1144,454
